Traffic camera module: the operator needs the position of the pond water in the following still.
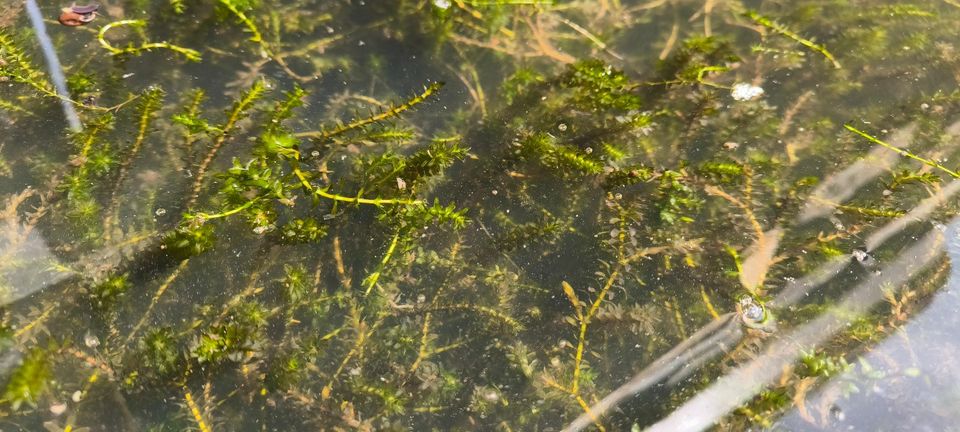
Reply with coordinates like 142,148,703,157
2,1,960,431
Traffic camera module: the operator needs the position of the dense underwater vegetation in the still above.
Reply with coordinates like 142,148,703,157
3,0,960,430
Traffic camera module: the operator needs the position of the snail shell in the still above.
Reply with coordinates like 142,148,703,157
58,4,98,27
69,4,100,14
736,295,776,333
58,10,85,26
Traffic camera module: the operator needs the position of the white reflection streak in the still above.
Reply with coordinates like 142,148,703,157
561,314,742,432
865,179,960,251
797,123,916,223
564,167,960,432
646,222,949,432
0,226,67,305
775,178,960,306
25,0,82,131
797,119,960,225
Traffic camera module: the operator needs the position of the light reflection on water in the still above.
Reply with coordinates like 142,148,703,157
569,125,960,431
630,215,960,431
0,226,67,304
776,220,960,431
642,222,948,432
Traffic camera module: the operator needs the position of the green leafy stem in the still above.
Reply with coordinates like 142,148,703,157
744,10,841,69
845,124,960,178
98,20,201,62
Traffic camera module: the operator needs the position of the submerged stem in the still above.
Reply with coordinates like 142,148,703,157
98,20,201,61
744,10,841,69
292,166,420,206
845,124,960,178
363,231,401,296
187,81,266,209
294,82,444,141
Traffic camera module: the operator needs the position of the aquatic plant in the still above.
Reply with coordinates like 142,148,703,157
0,1,959,431
98,20,201,61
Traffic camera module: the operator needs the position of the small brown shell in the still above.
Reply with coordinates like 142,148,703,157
58,4,97,27
58,11,84,26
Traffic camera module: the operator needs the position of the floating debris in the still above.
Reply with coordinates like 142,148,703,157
83,332,99,349
49,402,67,415
852,247,878,269
730,83,765,101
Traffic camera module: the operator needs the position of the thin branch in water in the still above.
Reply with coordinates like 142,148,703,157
125,259,190,344
556,16,624,60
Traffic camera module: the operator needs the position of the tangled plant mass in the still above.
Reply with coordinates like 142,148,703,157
1,1,960,431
